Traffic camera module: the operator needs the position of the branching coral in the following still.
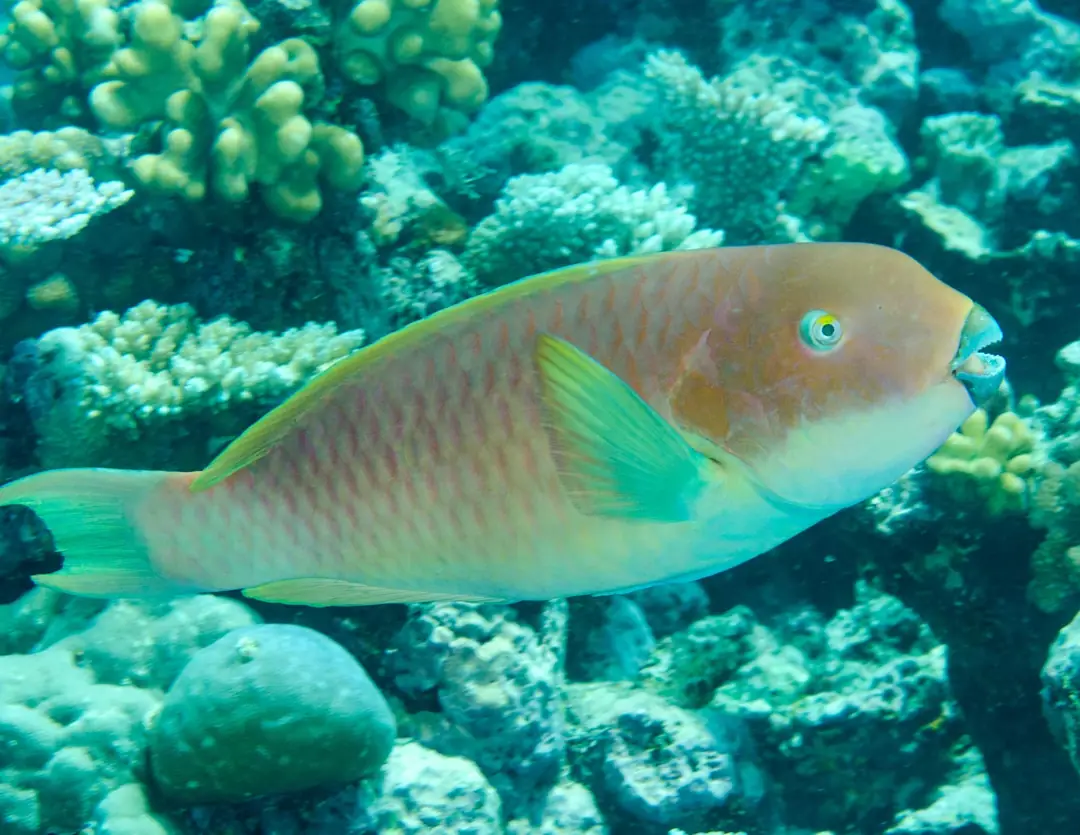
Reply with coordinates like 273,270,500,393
360,146,468,247
926,407,1040,516
334,0,502,125
463,160,723,287
20,299,365,468
88,0,204,130
0,166,131,339
379,249,476,326
90,0,365,220
0,167,132,259
643,50,829,243
0,127,116,179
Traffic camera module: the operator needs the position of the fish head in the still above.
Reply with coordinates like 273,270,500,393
673,243,1005,511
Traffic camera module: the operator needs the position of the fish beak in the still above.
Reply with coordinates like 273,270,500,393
951,302,1006,404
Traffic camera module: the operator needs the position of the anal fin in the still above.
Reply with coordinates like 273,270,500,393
241,577,507,607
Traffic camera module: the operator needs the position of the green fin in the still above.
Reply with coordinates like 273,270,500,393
192,251,682,493
533,332,714,522
0,468,185,598
241,577,507,607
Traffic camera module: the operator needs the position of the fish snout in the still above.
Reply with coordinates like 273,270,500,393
951,302,1006,404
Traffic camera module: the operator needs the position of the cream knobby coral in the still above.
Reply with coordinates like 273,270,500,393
926,407,1040,515
0,0,120,126
91,0,365,221
335,0,502,124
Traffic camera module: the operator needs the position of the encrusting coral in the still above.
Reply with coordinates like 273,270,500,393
91,0,365,221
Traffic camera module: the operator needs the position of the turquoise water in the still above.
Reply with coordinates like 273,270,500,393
0,0,1079,832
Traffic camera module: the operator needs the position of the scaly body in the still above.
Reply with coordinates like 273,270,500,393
0,243,1006,606
126,248,813,600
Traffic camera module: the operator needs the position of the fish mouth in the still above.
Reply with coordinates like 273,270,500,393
950,302,1006,404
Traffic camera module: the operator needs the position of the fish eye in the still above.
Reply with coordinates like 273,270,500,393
800,310,843,350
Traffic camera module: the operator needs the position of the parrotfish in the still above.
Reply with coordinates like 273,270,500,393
0,244,1005,607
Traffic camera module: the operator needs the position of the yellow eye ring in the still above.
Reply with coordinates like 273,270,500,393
800,310,843,350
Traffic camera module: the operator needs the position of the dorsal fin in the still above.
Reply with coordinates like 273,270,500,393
189,251,678,492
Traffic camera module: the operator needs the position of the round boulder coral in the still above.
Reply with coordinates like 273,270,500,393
147,623,396,805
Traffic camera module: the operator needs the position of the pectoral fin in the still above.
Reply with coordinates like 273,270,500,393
533,332,717,522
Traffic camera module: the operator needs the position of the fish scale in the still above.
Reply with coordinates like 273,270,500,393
0,244,1005,606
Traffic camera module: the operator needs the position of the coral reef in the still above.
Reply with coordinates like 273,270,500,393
334,0,503,126
643,50,828,243
17,299,365,469
94,0,366,221
1,0,1080,833
567,683,745,833
0,0,119,127
0,167,131,256
1042,608,1080,779
149,623,395,804
464,160,722,286
389,601,567,817
926,406,1041,516
0,593,259,835
367,740,504,834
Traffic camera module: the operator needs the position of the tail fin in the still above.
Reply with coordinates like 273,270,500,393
0,468,190,598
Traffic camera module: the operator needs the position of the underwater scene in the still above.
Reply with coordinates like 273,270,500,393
0,0,1079,832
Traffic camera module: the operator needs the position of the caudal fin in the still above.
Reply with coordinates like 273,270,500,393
0,468,191,598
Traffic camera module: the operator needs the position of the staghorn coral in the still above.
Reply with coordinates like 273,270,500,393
0,0,120,127
91,0,365,221
926,406,1041,516
334,0,502,126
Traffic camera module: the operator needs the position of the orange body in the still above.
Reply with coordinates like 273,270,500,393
0,244,1001,605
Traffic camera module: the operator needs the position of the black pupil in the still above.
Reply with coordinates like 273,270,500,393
819,321,836,339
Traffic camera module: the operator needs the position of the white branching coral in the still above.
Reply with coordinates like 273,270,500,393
26,300,365,467
463,161,723,287
0,167,132,252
